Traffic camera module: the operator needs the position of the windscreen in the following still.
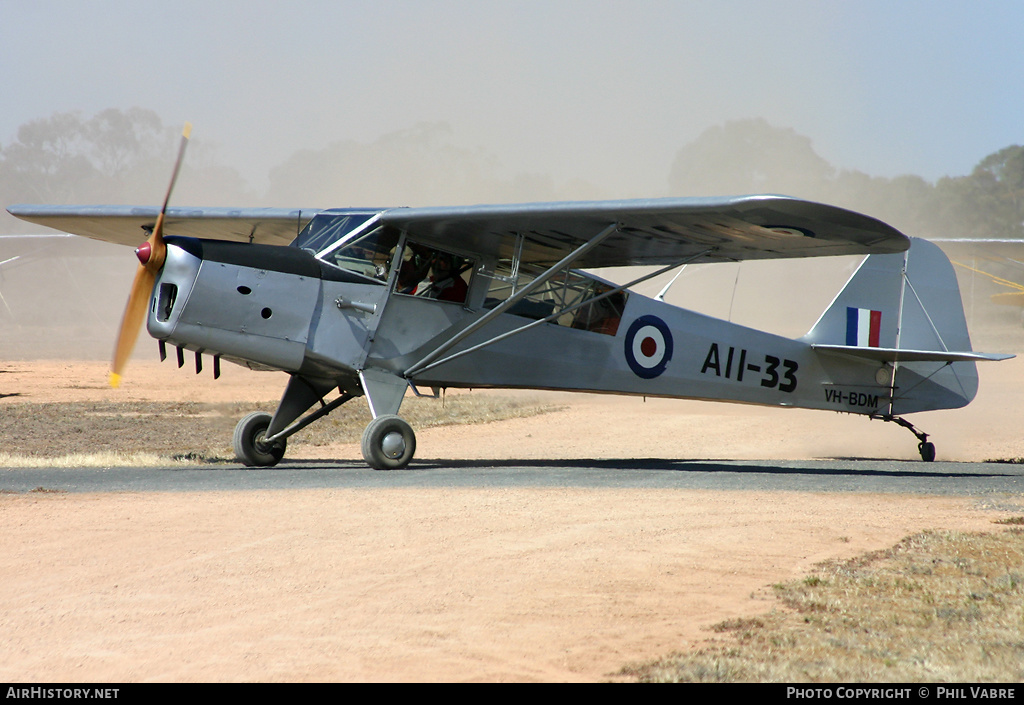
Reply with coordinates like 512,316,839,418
290,211,380,253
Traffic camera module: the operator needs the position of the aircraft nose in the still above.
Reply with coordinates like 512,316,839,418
146,239,203,338
148,237,323,374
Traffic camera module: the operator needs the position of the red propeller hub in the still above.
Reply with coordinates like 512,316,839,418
135,241,152,265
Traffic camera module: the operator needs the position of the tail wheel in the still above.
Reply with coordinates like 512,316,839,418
361,415,416,470
234,412,286,467
919,441,936,463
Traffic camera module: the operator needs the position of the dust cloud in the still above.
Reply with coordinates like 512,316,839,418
0,236,134,361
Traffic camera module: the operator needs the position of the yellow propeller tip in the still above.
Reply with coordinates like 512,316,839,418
109,372,122,389
182,122,192,139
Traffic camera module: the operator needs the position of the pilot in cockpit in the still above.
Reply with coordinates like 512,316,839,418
421,253,468,303
397,244,469,303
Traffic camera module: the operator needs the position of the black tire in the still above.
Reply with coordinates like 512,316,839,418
361,415,416,470
234,412,286,467
919,441,936,463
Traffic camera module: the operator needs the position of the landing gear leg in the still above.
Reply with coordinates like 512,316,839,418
232,374,357,467
872,414,935,462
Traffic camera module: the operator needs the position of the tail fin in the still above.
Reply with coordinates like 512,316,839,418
803,237,1009,413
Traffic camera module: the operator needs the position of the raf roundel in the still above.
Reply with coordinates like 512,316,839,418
624,315,674,379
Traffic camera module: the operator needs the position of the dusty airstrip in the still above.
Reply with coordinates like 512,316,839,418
2,356,1023,682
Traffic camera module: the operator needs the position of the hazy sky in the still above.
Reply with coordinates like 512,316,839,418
2,0,1022,201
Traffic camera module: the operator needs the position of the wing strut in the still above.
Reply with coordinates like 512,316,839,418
403,223,620,378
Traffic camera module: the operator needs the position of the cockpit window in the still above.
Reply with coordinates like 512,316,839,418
319,225,401,282
290,211,380,253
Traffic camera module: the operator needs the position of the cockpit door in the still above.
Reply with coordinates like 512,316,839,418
364,238,478,370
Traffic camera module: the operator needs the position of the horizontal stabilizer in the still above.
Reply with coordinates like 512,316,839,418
812,344,1013,363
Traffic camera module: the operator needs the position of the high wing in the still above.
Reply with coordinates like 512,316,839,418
6,205,319,247
9,195,909,265
380,195,910,268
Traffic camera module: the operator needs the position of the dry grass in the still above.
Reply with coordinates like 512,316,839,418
0,393,558,466
623,528,1024,682
0,451,190,468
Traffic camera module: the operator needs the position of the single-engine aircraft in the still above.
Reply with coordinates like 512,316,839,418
7,126,1013,467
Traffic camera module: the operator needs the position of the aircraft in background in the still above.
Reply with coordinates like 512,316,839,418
932,238,1024,319
7,126,1012,467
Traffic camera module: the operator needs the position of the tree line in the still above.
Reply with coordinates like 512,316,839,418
669,119,1024,241
2,109,1021,240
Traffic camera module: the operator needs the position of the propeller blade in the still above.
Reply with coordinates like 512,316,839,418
146,122,192,271
108,122,191,387
109,264,156,388
162,122,192,212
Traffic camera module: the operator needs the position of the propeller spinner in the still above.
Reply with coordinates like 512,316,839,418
109,122,192,388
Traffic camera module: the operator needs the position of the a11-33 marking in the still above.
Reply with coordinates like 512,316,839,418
700,342,799,393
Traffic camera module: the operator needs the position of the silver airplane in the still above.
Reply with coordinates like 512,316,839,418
7,127,1012,467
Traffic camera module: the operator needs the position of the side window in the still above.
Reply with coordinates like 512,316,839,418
482,261,627,336
570,283,626,336
395,242,473,305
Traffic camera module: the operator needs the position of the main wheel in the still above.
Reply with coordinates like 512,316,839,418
234,412,286,467
361,415,416,470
